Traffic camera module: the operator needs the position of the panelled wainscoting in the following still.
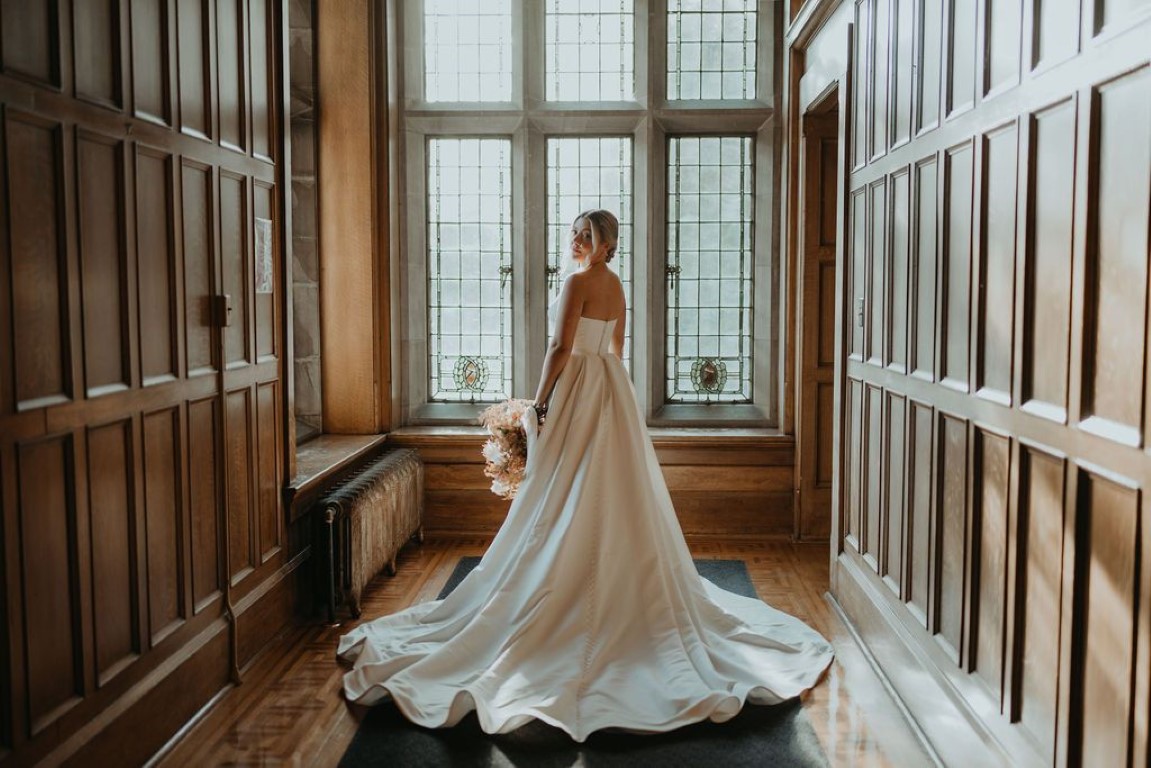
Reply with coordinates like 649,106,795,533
791,0,1151,765
0,2,296,765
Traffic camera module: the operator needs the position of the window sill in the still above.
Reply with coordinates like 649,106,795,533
286,433,388,520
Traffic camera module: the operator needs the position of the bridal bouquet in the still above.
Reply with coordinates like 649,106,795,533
478,398,535,499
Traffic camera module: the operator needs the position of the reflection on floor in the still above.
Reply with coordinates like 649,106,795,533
157,535,935,767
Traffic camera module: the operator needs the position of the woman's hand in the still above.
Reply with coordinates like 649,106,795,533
532,401,549,425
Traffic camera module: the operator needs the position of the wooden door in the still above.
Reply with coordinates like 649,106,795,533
795,109,839,540
0,0,288,763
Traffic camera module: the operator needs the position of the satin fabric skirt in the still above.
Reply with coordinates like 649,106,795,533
338,317,834,742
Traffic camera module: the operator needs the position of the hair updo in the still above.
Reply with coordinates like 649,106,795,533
575,209,620,263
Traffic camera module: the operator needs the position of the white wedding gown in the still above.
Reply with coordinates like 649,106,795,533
338,316,834,742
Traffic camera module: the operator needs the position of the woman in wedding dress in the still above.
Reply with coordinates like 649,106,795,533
337,210,834,742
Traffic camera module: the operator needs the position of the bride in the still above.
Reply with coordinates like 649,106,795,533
337,209,834,741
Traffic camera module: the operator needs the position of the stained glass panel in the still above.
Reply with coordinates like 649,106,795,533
545,0,635,101
427,138,513,401
424,0,513,102
666,136,754,402
546,137,633,365
667,0,757,100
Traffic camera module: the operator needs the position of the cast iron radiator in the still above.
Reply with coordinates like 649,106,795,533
319,448,424,621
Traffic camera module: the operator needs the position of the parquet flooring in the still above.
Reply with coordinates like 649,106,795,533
156,535,932,767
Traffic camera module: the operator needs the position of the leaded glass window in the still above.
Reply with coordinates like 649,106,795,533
427,138,513,402
424,0,513,102
667,0,757,100
666,136,753,403
546,137,633,362
545,0,635,101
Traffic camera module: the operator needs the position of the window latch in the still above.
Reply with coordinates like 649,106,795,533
499,264,513,290
666,263,681,290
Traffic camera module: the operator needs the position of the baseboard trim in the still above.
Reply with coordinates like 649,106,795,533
833,553,1039,768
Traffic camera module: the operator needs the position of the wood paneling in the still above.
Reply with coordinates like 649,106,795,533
78,132,129,394
17,435,80,733
0,0,289,760
973,428,1008,699
807,3,1151,763
1,0,58,84
74,0,120,106
915,0,942,133
1015,446,1064,760
867,180,886,364
985,0,1022,96
7,113,69,408
131,0,170,124
1022,98,1076,421
882,393,906,593
1073,470,1140,768
1081,67,1150,444
910,156,937,379
887,167,909,370
136,148,177,382
946,0,977,117
188,396,220,612
143,407,183,645
941,141,973,389
934,413,967,662
976,121,1017,402
86,420,137,684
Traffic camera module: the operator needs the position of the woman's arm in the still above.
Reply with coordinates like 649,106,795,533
609,309,626,360
533,276,584,407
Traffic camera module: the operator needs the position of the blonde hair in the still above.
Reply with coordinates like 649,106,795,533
575,209,620,263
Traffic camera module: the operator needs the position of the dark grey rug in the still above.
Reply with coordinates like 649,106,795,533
339,558,829,768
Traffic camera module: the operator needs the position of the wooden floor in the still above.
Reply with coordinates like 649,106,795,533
156,535,933,767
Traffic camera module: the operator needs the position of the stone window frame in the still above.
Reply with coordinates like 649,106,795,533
396,0,780,427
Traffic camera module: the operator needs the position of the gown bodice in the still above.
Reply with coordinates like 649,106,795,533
571,316,617,355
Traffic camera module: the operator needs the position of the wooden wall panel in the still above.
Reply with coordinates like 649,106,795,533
74,0,120,106
935,413,967,662
0,0,57,84
863,385,883,565
816,381,834,486
890,0,914,146
946,0,977,116
85,420,137,685
7,113,69,408
869,0,889,159
1022,98,1076,420
181,161,214,375
985,0,1021,95
1096,0,1151,32
1033,0,1079,70
852,0,868,169
887,167,909,370
846,379,863,548
136,148,177,382
221,173,249,365
907,400,933,625
910,156,938,379
255,182,276,359
867,180,885,363
976,122,1017,402
217,0,245,151
1015,447,1065,760
176,0,210,138
1073,470,1140,768
941,141,973,389
256,382,280,561
882,393,906,593
973,429,1009,699
250,0,272,160
850,189,867,359
143,408,183,646
187,396,220,612
225,389,254,583
17,435,80,734
77,132,129,394
131,0,170,124
1081,67,1150,443
915,0,942,133
818,263,836,365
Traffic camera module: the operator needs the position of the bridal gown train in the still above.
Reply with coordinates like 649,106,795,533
337,316,835,742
